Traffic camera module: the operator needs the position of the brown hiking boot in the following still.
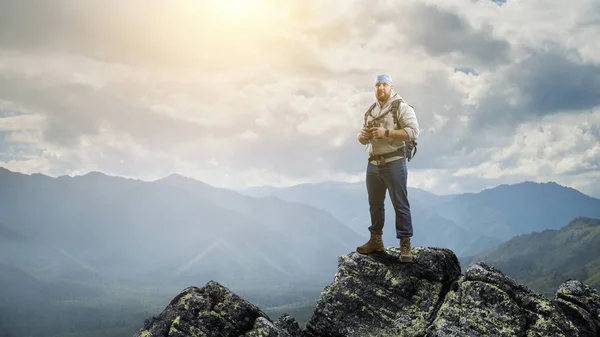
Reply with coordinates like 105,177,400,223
356,233,384,254
400,237,413,263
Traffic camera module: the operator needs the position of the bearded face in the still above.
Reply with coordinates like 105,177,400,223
375,82,392,102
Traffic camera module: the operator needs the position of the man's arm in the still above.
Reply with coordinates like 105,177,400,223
386,129,411,141
369,103,420,141
388,103,419,141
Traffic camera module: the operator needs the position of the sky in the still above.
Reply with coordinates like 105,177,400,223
0,0,599,198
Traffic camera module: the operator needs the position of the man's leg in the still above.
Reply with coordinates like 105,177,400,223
357,162,387,254
387,158,413,238
367,162,387,235
383,158,413,262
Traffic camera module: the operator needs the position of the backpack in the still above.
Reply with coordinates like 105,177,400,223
363,99,418,162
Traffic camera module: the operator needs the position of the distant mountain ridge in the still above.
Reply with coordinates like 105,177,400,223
0,222,25,242
435,181,600,241
239,181,501,257
3,167,600,336
0,168,363,289
0,167,372,336
239,180,600,256
3,167,599,261
462,216,600,297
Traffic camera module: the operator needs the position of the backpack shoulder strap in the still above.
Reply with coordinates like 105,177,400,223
363,102,377,127
391,98,416,128
391,98,418,162
365,102,377,115
390,99,402,129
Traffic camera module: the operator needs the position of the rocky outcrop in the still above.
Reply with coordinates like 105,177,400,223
427,263,579,336
134,281,302,337
134,246,600,337
554,279,600,336
304,247,461,336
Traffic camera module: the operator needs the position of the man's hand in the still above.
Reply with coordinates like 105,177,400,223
359,128,372,141
370,127,387,139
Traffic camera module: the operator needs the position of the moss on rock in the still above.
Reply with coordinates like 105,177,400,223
427,263,579,336
554,279,600,336
132,281,288,337
303,246,461,337
133,248,600,337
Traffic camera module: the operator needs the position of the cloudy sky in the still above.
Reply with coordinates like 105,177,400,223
1,0,599,197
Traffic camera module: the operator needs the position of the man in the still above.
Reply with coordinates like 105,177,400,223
356,74,420,263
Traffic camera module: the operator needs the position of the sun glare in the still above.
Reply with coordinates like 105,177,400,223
214,0,251,13
128,0,282,67
208,0,266,20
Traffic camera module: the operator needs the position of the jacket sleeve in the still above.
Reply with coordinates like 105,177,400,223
357,112,368,141
399,103,419,141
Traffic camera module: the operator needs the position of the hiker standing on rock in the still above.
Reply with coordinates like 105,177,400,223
356,74,420,263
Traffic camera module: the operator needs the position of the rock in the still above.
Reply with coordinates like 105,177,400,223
555,279,600,337
133,247,600,337
133,281,291,337
303,246,461,337
274,314,303,337
244,317,289,337
427,262,579,337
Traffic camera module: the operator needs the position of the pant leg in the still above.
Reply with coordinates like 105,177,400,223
383,158,413,238
366,162,387,235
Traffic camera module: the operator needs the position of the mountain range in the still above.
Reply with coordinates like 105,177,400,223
435,182,600,241
0,168,366,289
3,166,600,287
2,166,600,336
463,216,600,297
0,167,366,336
238,180,600,256
239,182,501,257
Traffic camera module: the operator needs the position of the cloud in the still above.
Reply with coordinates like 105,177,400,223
0,0,335,73
399,3,511,66
466,50,600,136
510,52,600,115
0,0,599,198
451,107,600,194
0,73,211,148
0,113,44,131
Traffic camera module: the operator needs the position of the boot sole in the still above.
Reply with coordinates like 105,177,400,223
356,248,384,254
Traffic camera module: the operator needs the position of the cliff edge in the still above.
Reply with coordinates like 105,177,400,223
134,247,600,337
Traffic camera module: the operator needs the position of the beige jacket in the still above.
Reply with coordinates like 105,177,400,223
358,91,420,164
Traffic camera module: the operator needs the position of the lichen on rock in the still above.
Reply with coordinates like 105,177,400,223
554,279,600,337
133,281,289,337
274,314,303,337
303,246,461,337
133,246,600,337
427,262,579,337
